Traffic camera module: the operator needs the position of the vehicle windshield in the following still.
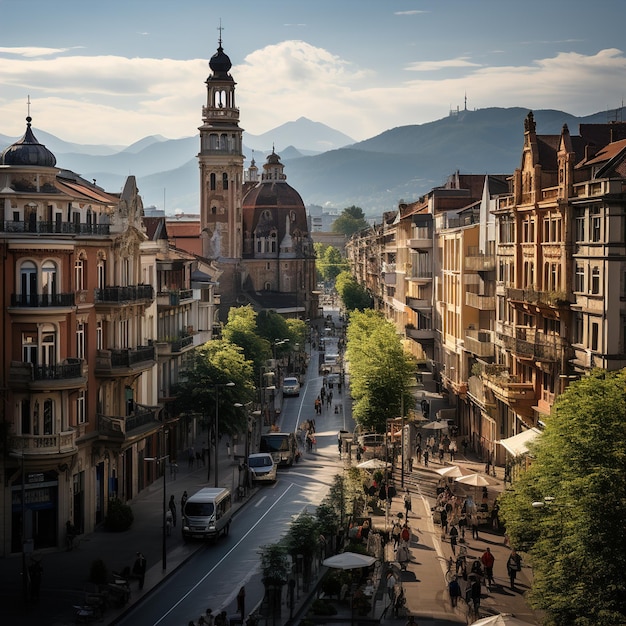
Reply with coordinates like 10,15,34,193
249,456,272,468
284,378,298,386
260,435,291,453
184,502,215,516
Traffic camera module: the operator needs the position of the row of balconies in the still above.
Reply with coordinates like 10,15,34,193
9,359,87,389
7,404,161,459
156,288,194,307
9,284,155,309
1,220,110,235
95,346,156,375
506,287,570,308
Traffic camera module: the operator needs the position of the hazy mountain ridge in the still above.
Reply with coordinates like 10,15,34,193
1,108,624,215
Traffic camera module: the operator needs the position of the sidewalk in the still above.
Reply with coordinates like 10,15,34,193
0,441,253,626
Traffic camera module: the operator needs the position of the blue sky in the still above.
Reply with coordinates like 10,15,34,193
0,0,624,145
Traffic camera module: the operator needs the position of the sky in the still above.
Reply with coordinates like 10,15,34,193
0,0,625,147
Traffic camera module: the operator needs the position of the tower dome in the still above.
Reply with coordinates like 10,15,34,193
1,116,57,167
208,43,233,79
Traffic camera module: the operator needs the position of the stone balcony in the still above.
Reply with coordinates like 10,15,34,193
9,359,87,390
95,346,156,376
9,430,78,468
94,284,154,305
97,406,161,441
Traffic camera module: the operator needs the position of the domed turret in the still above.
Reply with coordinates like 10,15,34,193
208,44,233,80
1,116,57,167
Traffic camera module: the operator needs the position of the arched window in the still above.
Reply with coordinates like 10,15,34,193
20,261,37,304
41,261,57,297
41,326,56,366
222,173,228,190
75,259,84,290
210,173,216,191
97,259,106,289
43,399,54,435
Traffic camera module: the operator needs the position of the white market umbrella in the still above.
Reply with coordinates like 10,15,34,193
435,465,464,478
471,614,534,626
357,458,391,470
322,552,377,570
421,420,449,431
455,473,491,487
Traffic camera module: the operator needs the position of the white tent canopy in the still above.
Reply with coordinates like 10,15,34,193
497,428,541,457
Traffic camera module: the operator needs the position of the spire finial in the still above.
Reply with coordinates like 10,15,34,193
27,94,32,124
217,19,224,47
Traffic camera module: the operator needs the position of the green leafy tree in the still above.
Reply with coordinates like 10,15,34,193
332,206,369,236
222,305,272,373
345,310,416,432
315,243,349,283
499,369,626,626
335,271,372,311
174,340,255,437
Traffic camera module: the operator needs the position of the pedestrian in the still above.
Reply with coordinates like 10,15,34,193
506,549,522,590
169,494,177,527
386,571,397,603
448,576,461,607
462,438,468,456
449,440,457,461
423,449,429,467
196,450,203,466
237,586,246,619
415,444,422,464
165,510,173,535
440,508,448,535
170,459,178,479
400,523,411,546
392,521,402,549
204,609,214,626
470,513,479,539
404,489,412,519
470,575,482,613
215,610,228,626
481,547,495,589
408,455,414,472
188,447,195,468
227,439,231,459
181,490,188,512
405,616,418,626
29,557,43,601
449,525,458,555
132,551,147,590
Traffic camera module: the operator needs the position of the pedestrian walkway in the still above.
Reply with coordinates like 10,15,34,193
0,440,253,626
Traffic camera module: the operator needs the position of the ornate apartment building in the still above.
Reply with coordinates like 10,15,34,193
346,113,626,466
0,118,217,556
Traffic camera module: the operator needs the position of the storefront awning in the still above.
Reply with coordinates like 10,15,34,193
497,427,541,457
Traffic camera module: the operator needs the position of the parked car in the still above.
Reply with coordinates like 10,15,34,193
248,453,277,483
282,376,301,397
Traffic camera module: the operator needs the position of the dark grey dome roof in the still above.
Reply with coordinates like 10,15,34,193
208,44,233,80
1,117,57,167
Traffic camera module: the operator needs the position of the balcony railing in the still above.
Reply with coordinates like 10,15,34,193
95,284,154,304
465,292,495,310
506,287,570,307
1,220,110,235
9,431,77,455
97,406,160,438
96,346,156,374
156,288,194,307
11,293,75,307
465,329,494,358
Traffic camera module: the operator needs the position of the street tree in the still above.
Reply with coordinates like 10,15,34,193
332,205,370,237
499,369,626,626
174,340,255,438
315,243,349,283
346,310,416,433
335,271,372,311
222,305,272,373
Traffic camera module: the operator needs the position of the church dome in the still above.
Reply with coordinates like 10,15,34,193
208,44,233,79
1,117,57,167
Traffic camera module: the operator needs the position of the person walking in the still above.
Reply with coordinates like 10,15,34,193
448,576,461,608
403,489,412,520
481,547,495,589
169,494,177,527
449,525,459,555
132,552,147,590
237,586,246,619
180,490,188,512
440,508,448,535
470,513,479,539
506,549,522,590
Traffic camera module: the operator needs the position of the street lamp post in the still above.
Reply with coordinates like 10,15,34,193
213,382,235,488
273,339,289,385
144,452,169,571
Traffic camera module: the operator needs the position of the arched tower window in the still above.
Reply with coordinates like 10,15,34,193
222,173,228,190
20,261,37,303
210,173,216,191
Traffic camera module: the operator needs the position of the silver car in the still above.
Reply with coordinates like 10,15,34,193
248,453,277,483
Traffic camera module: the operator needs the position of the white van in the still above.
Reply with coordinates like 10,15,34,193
182,487,232,541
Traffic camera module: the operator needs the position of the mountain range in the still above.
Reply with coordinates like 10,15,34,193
2,107,624,217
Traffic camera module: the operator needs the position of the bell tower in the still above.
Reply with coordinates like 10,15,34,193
198,34,244,263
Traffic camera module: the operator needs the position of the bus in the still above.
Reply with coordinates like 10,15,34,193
260,432,298,467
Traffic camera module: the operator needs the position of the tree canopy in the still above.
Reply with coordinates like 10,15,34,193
335,271,373,311
499,369,626,626
173,340,256,438
345,310,417,432
314,243,349,283
332,205,370,236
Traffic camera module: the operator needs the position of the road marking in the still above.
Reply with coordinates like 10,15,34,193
152,483,295,625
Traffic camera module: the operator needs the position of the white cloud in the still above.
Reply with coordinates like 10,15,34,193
406,57,482,72
0,46,75,58
0,43,624,146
